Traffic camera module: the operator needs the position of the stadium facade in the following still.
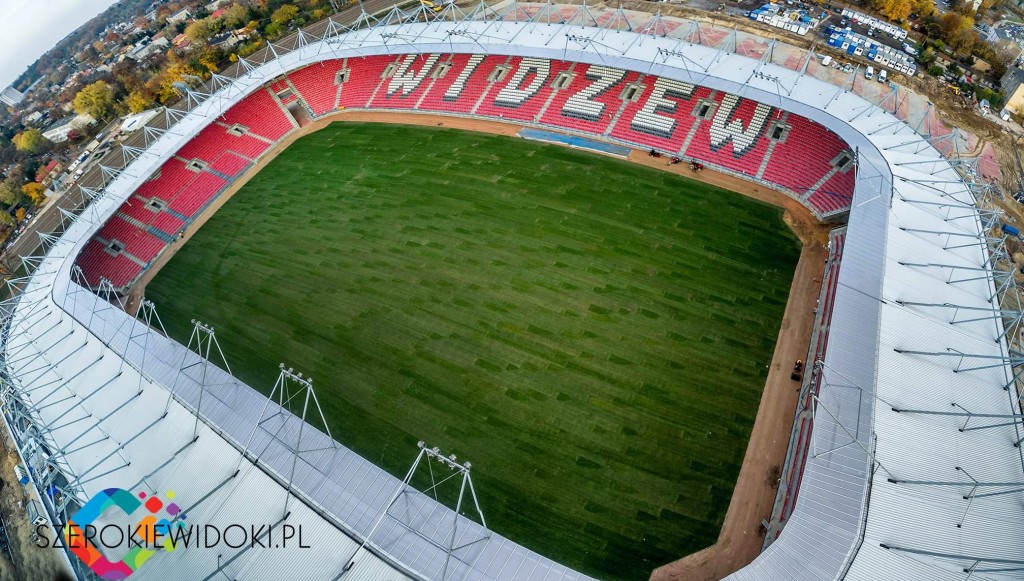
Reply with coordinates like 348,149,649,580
2,2,1022,580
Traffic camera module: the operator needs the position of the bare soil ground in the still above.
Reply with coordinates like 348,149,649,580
129,109,830,581
0,432,69,581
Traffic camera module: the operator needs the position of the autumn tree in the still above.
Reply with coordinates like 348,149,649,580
12,128,46,153
222,3,250,28
185,18,222,44
940,12,976,52
271,4,299,25
125,90,154,113
73,80,115,119
912,0,937,16
156,63,205,103
21,183,46,206
873,0,912,23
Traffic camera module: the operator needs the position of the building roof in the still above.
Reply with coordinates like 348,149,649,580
35,160,58,182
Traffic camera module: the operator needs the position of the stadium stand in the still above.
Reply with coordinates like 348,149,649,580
683,94,775,175
806,167,856,215
610,76,710,152
762,115,847,193
77,56,857,290
208,152,251,177
777,227,845,528
94,217,165,263
115,195,184,238
336,56,394,109
473,57,575,122
539,68,640,135
415,54,507,114
218,89,296,140
178,124,272,161
368,54,444,110
167,172,227,218
75,240,144,288
287,60,347,115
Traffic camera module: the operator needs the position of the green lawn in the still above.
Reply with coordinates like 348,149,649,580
146,123,800,580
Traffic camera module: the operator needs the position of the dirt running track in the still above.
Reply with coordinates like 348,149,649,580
128,110,831,580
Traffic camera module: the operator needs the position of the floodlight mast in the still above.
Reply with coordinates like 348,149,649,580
240,363,338,518
341,441,490,581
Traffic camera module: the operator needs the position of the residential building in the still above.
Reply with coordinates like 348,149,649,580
41,113,95,143
166,8,192,24
0,87,24,107
1001,67,1024,115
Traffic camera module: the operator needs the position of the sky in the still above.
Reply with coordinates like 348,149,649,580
0,0,121,90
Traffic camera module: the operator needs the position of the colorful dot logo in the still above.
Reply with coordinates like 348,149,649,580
64,488,187,580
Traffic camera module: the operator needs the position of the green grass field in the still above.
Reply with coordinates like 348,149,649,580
146,123,800,580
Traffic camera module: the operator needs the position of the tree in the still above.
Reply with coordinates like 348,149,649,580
222,3,250,28
940,12,976,53
12,128,46,153
156,63,205,103
271,4,299,25
73,80,114,119
912,0,937,16
0,180,22,206
14,208,25,223
873,0,912,23
21,183,46,206
125,90,154,113
185,18,222,44
919,46,937,65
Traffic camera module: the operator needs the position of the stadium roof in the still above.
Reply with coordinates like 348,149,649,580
4,3,1022,580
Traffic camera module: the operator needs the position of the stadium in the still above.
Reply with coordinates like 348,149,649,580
2,1,1023,580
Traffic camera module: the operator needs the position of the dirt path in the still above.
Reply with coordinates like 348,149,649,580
128,110,830,580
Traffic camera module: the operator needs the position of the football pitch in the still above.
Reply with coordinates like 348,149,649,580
145,122,801,579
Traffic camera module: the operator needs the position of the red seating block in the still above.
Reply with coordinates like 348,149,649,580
220,90,294,141
416,54,507,115
135,159,193,201
808,169,855,216
609,78,709,152
76,240,143,288
762,115,847,195
209,152,250,177
289,60,346,116
473,58,574,122
96,217,165,263
539,66,638,136
683,95,774,176
152,212,185,236
177,125,271,162
167,172,226,218
336,56,392,109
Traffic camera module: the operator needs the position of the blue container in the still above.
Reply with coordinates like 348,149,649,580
1002,224,1020,237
